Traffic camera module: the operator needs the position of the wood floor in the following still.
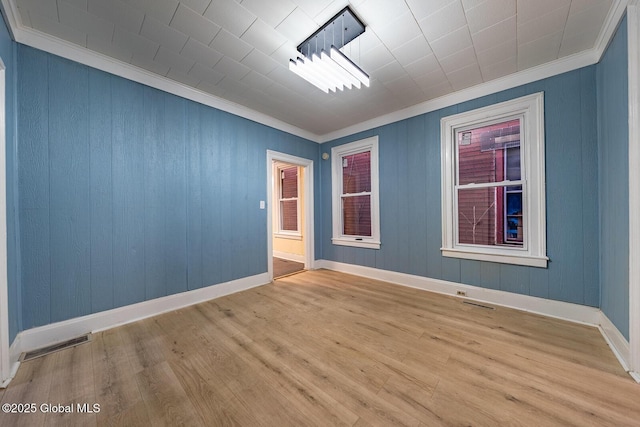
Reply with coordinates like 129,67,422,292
1,269,639,426
273,257,304,278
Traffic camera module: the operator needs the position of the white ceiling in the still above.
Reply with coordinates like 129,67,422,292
9,0,620,137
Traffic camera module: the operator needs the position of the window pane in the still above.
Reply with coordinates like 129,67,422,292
342,151,371,194
457,186,523,247
280,200,297,231
342,195,371,236
457,119,520,185
280,166,298,198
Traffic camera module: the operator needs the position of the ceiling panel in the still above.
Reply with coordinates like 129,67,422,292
11,0,621,137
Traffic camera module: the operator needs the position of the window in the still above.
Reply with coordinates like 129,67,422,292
275,164,300,237
331,136,380,249
441,93,547,267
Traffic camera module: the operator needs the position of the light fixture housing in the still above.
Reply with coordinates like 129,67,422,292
289,7,369,93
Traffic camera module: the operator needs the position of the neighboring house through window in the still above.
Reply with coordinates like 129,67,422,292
276,164,300,236
331,136,380,249
441,93,547,267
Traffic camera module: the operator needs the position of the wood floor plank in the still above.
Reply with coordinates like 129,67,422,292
1,269,639,426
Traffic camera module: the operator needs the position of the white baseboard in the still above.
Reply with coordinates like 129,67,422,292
316,260,600,325
8,273,270,371
598,311,633,374
273,251,305,263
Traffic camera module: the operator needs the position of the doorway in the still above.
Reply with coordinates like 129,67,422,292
266,151,314,281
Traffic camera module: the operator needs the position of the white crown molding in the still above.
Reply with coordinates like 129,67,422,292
1,0,630,144
3,272,269,387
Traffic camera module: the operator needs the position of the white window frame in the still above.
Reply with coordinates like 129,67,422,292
441,92,547,268
274,163,301,239
331,136,380,249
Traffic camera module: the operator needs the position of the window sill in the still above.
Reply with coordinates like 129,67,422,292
274,232,302,241
441,248,548,268
332,238,380,249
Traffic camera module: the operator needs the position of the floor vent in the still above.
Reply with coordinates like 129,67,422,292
463,301,496,310
20,334,92,362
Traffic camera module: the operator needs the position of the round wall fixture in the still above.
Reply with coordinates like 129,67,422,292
322,152,330,160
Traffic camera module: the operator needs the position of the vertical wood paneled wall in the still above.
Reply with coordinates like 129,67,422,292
321,66,602,308
16,45,318,331
597,15,630,339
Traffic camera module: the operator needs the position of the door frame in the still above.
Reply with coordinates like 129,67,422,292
266,150,314,281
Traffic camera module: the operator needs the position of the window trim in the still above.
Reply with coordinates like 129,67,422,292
274,163,301,238
441,92,547,268
331,136,380,249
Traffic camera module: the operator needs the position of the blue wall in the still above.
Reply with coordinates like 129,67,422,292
598,16,629,339
321,67,600,307
17,45,318,331
0,11,19,342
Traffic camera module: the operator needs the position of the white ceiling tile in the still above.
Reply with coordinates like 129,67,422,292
87,34,133,63
464,0,515,34
392,35,432,67
241,49,280,75
373,61,406,83
59,1,114,41
131,54,171,75
17,0,59,20
113,28,159,61
404,53,441,78
461,0,484,10
446,63,483,90
154,46,195,75
406,0,456,21
470,16,515,52
479,55,517,81
563,0,611,40
516,0,571,24
241,19,287,55
203,0,256,37
29,10,88,47
88,0,144,34
566,0,612,15
558,31,595,57
422,80,453,99
17,7,32,27
418,1,466,42
294,0,334,19
123,0,179,25
374,11,422,52
241,0,296,27
210,29,253,62
62,0,88,10
180,0,211,15
213,56,251,80
197,80,226,97
476,37,516,68
140,15,188,53
170,3,220,45
180,38,223,68
517,5,570,46
383,74,424,99
167,68,201,87
241,70,274,91
356,28,382,54
429,25,473,59
358,42,395,73
439,46,477,73
270,41,298,63
189,62,224,85
517,31,563,70
276,7,318,46
357,0,410,29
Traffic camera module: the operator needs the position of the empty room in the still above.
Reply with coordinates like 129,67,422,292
0,0,639,425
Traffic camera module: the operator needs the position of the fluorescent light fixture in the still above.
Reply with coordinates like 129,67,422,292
289,6,370,93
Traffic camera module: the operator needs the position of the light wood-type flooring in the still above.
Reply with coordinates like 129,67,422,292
1,269,639,426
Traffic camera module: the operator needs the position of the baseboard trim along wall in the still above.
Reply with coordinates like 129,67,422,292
273,250,305,263
6,272,270,385
315,259,637,382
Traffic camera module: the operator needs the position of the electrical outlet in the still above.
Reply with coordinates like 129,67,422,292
456,290,467,297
